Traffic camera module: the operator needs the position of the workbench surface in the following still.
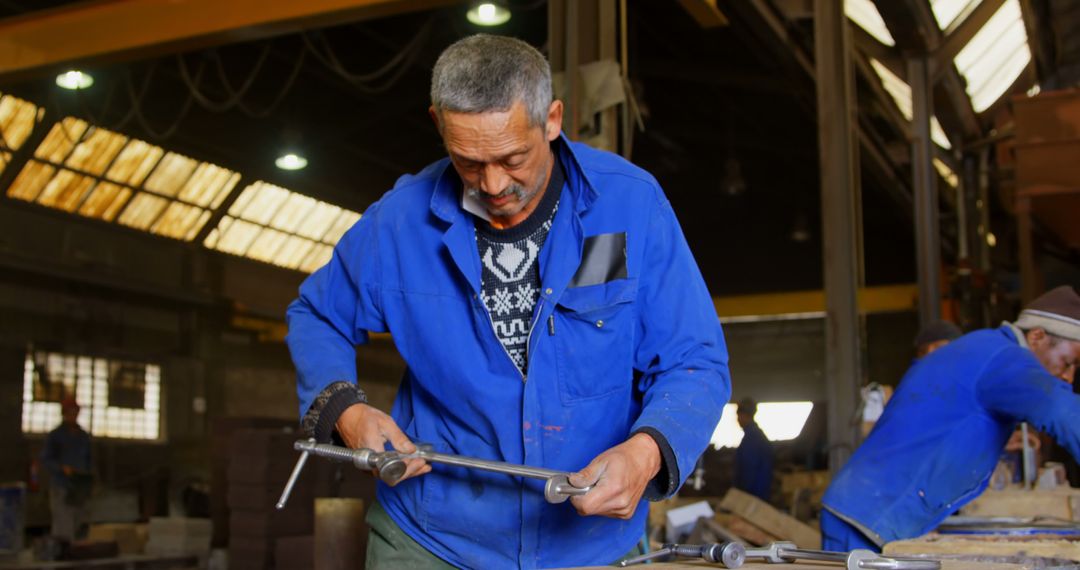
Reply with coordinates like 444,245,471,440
562,561,1019,569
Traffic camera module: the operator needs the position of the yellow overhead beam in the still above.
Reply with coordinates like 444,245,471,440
715,284,918,321
0,0,458,80
236,284,920,344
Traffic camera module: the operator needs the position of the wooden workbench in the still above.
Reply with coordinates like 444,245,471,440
563,561,1019,569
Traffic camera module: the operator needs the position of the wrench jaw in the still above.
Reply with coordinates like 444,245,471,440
543,474,591,504
846,549,878,570
718,542,746,567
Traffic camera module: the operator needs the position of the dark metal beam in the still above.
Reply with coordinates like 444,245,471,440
910,56,941,327
0,0,460,83
1018,0,1056,88
815,0,863,472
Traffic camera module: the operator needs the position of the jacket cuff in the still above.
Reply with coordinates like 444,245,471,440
632,426,679,501
301,381,367,443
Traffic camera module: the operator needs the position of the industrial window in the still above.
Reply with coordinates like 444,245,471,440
0,93,44,178
6,117,240,241
203,181,361,273
954,0,1030,113
710,402,814,449
870,59,954,150
21,350,162,441
846,0,895,46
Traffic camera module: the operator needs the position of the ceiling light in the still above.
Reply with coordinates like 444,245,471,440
55,70,94,90
275,153,308,171
986,232,997,248
467,2,511,26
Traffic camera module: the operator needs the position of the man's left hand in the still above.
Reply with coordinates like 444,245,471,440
568,432,661,519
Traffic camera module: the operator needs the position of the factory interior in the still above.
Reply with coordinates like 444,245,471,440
0,0,1079,568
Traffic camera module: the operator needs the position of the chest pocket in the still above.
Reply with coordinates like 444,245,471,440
553,278,637,403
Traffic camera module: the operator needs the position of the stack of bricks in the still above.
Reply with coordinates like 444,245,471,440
226,428,318,570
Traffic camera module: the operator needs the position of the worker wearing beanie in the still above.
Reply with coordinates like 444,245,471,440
822,286,1080,552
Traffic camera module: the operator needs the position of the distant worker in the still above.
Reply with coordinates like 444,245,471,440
822,286,1080,552
40,397,92,541
733,398,774,501
913,319,962,359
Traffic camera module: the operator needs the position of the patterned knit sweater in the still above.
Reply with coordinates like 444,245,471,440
473,157,563,376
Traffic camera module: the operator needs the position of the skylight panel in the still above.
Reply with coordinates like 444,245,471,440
151,202,210,240
295,202,342,240
65,126,127,175
323,211,362,244
143,152,198,198
37,170,94,212
205,182,362,272
299,244,334,274
34,119,88,164
79,182,131,221
954,0,1030,112
117,193,168,231
846,0,895,46
106,140,163,186
177,163,239,208
7,161,55,202
930,0,980,30
870,59,954,149
0,93,42,153
9,117,240,241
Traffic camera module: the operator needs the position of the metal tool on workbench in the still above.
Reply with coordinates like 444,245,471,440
276,439,592,509
618,541,941,569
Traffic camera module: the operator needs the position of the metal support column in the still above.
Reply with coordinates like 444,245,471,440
815,0,863,472
909,57,940,327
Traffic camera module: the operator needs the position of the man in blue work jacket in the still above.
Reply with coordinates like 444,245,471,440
822,285,1080,552
285,34,730,569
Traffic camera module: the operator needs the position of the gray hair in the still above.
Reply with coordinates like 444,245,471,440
431,34,552,127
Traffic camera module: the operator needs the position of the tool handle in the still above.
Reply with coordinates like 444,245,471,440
276,438,314,509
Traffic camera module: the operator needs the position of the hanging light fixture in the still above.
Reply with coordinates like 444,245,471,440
56,70,94,90
275,152,308,171
467,2,511,26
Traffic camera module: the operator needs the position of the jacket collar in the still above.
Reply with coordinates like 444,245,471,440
1002,321,1031,350
429,133,599,223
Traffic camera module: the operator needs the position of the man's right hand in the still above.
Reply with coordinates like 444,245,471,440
335,403,431,485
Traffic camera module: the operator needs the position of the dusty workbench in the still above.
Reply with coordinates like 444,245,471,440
560,561,1020,569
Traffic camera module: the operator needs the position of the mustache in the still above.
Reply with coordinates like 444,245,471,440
466,184,527,201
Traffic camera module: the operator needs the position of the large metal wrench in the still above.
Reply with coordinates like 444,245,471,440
276,439,592,508
743,542,941,570
619,541,940,570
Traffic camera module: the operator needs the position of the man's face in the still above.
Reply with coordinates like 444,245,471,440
62,406,79,426
1028,329,1080,384
433,100,563,228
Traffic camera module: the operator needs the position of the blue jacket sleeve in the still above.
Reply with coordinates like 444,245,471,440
976,346,1080,461
630,197,731,497
286,205,387,420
